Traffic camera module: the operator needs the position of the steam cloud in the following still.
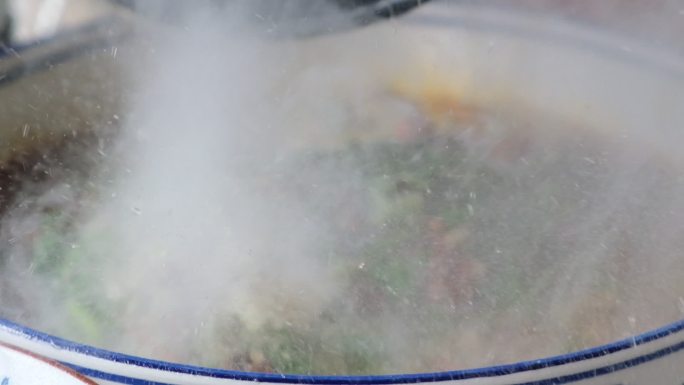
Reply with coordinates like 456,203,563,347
1,0,684,375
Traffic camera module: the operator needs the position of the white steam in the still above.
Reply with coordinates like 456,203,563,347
1,1,684,375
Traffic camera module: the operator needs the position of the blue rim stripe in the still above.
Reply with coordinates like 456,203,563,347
2,317,684,384
61,364,169,385
57,339,684,385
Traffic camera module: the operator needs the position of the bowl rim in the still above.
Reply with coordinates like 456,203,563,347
2,317,684,384
2,3,684,384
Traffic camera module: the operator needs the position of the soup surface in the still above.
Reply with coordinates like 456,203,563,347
1,89,683,374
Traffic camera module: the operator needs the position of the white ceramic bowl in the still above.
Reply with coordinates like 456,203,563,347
1,3,684,385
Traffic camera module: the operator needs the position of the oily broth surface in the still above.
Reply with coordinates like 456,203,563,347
0,97,683,374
